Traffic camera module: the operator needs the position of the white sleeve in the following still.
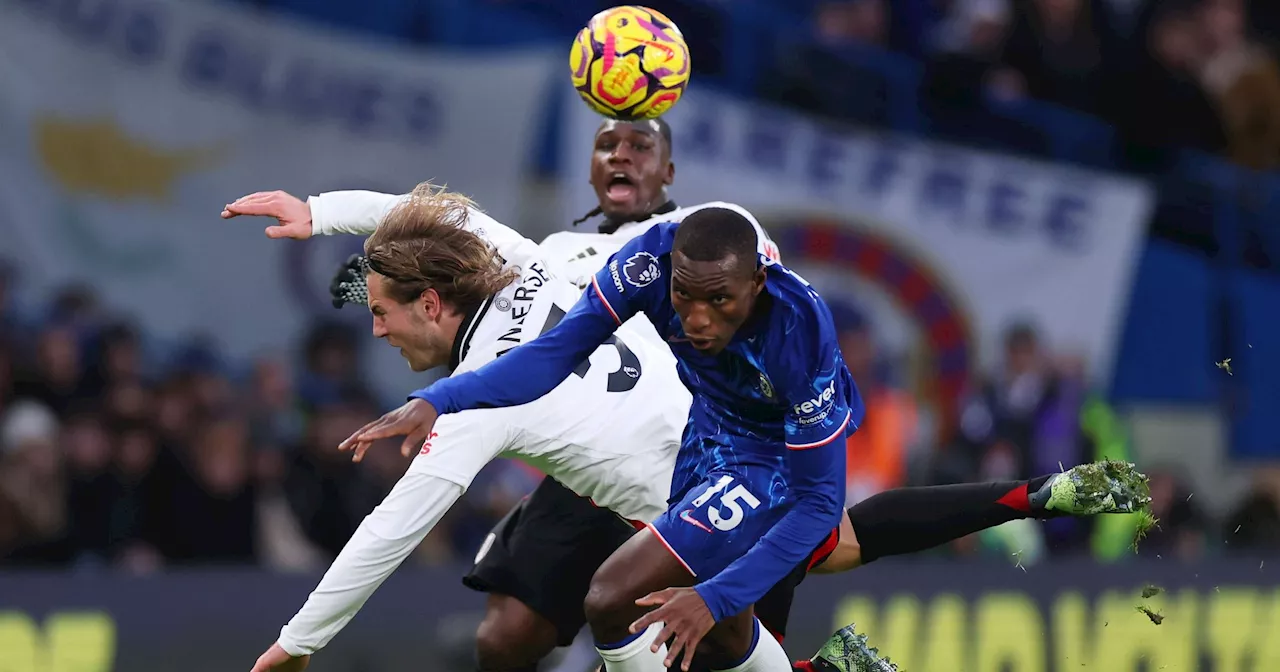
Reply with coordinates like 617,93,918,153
306,192,545,275
275,412,511,656
308,190,406,236
276,472,463,656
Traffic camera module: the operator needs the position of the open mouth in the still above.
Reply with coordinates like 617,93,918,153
687,337,716,350
605,172,637,202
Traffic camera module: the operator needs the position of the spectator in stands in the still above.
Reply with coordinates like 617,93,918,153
246,356,304,486
46,284,102,336
1195,0,1280,170
999,0,1108,115
816,0,888,48
11,326,87,416
1137,466,1208,559
283,396,387,559
924,0,1038,145
158,414,258,564
1113,2,1227,170
1222,469,1280,552
0,400,65,560
296,320,370,411
172,340,235,418
760,0,893,126
110,422,165,573
929,0,1018,99
152,375,198,448
61,407,122,564
944,322,1085,493
830,302,916,505
1252,0,1280,55
80,322,143,399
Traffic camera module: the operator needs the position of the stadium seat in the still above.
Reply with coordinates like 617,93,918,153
1110,241,1215,405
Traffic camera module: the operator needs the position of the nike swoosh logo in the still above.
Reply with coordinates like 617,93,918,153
679,510,713,534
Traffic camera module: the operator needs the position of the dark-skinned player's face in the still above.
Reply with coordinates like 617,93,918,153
670,251,766,356
590,120,673,221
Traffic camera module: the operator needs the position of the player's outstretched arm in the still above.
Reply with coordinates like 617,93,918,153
221,189,403,239
266,470,467,661
340,293,624,457
413,290,623,416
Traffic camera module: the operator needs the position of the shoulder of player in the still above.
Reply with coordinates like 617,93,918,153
539,231,623,260
457,270,573,368
611,220,677,261
762,270,836,359
464,207,521,241
538,230,598,247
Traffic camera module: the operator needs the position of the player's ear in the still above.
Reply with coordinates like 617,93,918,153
750,267,766,296
664,160,675,186
419,287,443,319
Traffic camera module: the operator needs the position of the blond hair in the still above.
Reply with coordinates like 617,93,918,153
363,182,517,310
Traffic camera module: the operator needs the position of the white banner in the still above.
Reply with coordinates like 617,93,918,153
0,0,556,398
561,87,1153,398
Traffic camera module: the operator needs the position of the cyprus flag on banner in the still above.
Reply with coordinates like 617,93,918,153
0,0,556,396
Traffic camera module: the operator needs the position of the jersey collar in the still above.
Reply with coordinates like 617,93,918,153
598,200,678,234
448,294,496,371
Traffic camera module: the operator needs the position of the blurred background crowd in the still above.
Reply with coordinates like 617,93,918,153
0,278,544,571
2,0,1279,573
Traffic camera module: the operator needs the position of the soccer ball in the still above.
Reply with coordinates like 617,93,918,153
569,6,691,120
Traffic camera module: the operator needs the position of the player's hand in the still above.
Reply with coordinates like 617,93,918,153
630,587,715,672
339,399,440,462
222,190,314,239
249,642,310,672
330,254,368,309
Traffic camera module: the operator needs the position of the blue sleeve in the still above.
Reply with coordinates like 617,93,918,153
587,222,671,324
693,305,853,621
411,232,665,414
411,285,624,414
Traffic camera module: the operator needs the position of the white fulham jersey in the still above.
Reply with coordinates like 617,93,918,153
277,194,687,657
424,259,683,523
539,201,783,289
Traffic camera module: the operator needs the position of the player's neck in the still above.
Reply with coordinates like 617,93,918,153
734,292,773,344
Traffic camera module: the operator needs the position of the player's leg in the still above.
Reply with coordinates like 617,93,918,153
742,532,895,672
465,477,638,670
812,460,1151,574
475,594,557,671
601,528,892,672
586,468,796,672
585,527,745,671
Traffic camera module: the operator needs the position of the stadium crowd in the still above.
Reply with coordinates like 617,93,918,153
0,266,540,571
247,0,1280,175
242,0,1280,270
761,0,1280,172
1,260,1275,572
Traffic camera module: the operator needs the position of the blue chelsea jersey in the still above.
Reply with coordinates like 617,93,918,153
591,224,863,455
412,222,864,620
